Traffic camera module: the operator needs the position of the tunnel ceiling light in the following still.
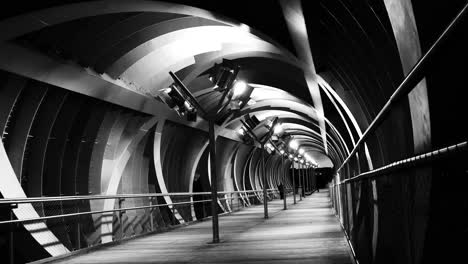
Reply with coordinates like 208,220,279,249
157,84,197,121
232,80,247,97
210,59,240,92
230,81,254,110
247,98,256,105
298,148,305,155
244,114,260,129
273,124,283,135
289,139,299,150
265,142,275,154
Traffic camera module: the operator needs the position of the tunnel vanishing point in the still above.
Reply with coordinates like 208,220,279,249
0,0,467,263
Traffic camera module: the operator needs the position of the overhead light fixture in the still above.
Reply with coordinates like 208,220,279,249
245,114,260,129
157,84,197,122
238,127,245,135
247,99,256,105
229,82,254,110
209,59,240,92
273,124,283,135
288,154,293,159
288,139,299,150
232,81,247,97
298,148,305,155
280,149,285,155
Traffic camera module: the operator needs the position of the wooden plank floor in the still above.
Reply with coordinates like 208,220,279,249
48,190,353,264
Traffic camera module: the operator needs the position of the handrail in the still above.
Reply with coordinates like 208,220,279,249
333,141,467,186
0,189,278,204
0,191,280,225
337,2,468,172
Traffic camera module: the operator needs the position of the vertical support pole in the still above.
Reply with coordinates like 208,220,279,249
262,144,268,219
208,120,219,243
304,167,307,194
282,156,287,210
299,164,303,201
292,164,296,204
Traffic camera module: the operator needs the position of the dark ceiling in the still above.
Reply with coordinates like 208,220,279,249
1,0,466,148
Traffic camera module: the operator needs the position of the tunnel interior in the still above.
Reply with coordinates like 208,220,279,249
0,0,467,263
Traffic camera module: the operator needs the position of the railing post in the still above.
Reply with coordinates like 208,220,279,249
118,198,125,239
76,195,81,250
149,197,154,231
9,206,15,264
171,206,176,225
203,198,206,219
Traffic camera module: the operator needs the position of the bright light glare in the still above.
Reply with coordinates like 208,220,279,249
280,150,285,154
232,81,247,97
298,148,305,155
247,99,256,105
289,139,299,150
238,128,245,135
273,124,283,134
288,154,293,158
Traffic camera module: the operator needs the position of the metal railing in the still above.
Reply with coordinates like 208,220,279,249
329,3,468,264
336,2,468,174
0,189,280,226
0,188,287,263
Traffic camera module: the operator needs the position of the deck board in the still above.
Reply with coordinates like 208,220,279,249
47,190,353,263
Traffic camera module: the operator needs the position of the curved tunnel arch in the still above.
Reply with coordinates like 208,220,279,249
0,0,456,263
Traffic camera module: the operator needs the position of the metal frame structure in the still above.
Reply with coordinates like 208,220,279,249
330,3,468,262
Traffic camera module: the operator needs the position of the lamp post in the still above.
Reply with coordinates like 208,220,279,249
240,118,280,219
159,60,254,243
292,162,297,204
262,143,268,218
299,162,303,201
282,154,287,210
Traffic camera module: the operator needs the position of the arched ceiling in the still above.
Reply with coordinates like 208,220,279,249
0,0,417,169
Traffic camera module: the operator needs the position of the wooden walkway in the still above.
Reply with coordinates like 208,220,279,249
46,190,353,264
